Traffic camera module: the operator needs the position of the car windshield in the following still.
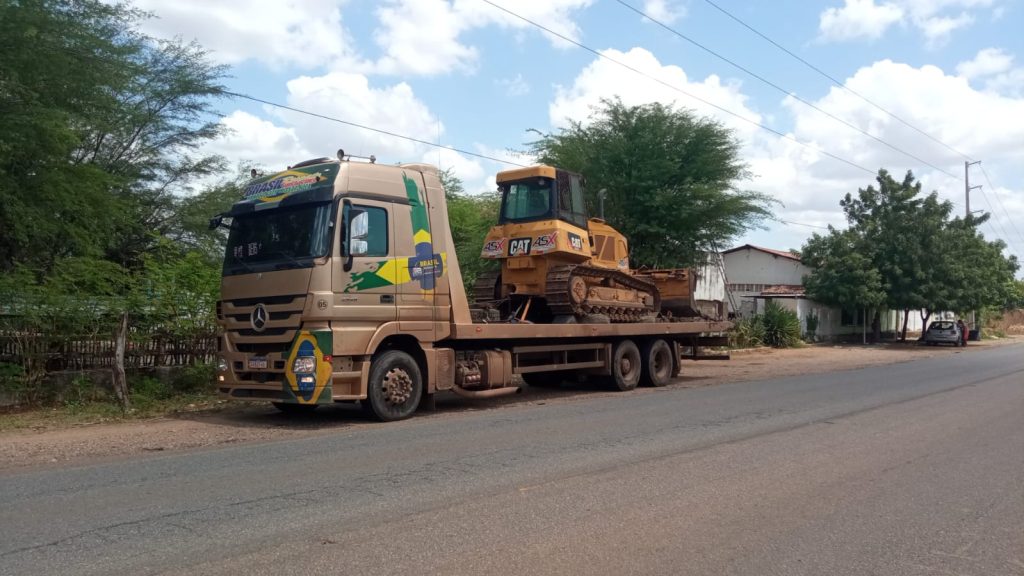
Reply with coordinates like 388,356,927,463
224,203,332,275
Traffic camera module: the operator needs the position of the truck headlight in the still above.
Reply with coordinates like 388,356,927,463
217,358,229,372
292,356,316,373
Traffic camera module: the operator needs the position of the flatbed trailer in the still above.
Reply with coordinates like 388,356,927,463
214,155,731,421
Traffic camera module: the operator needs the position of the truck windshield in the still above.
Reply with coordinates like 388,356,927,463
223,203,332,275
501,179,553,222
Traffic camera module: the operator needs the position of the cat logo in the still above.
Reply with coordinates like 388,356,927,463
509,237,532,257
568,232,584,251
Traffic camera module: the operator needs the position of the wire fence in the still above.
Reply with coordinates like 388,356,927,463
0,331,217,372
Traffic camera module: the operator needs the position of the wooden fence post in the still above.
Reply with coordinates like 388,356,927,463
111,312,131,412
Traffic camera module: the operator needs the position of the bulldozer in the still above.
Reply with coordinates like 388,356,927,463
473,165,660,323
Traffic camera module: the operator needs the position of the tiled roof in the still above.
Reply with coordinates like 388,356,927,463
760,284,805,295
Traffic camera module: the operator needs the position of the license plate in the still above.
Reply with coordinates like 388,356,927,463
248,357,268,370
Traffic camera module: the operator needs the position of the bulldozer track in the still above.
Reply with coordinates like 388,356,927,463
472,270,502,305
545,264,660,323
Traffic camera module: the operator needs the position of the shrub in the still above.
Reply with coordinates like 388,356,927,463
761,300,802,348
730,316,765,348
172,363,216,394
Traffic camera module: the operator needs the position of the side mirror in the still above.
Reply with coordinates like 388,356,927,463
351,239,369,256
350,210,369,241
208,214,224,230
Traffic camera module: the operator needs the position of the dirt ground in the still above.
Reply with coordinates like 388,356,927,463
1,337,1018,473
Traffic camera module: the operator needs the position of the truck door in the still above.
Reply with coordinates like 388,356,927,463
395,172,438,336
332,200,397,340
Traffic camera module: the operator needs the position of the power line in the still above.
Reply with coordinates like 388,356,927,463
698,0,974,162
779,219,830,230
220,90,528,168
476,0,877,177
614,0,960,179
978,165,1024,249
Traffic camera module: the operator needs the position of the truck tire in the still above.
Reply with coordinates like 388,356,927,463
640,339,673,387
362,350,423,422
610,339,641,392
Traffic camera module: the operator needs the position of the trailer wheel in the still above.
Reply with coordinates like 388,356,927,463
640,339,673,387
610,339,642,391
362,350,423,422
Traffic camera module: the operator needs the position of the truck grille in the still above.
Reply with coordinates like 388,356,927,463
222,294,306,354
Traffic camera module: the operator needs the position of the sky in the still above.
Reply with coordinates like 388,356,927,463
131,0,1024,258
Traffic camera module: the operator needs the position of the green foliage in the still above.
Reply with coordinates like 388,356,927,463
529,98,774,268
729,316,765,348
0,0,227,274
761,301,802,348
172,363,216,394
802,169,1019,341
440,169,500,294
802,228,885,311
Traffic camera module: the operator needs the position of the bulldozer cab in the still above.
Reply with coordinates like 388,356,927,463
497,166,588,230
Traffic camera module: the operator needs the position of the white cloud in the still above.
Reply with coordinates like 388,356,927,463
818,0,904,42
957,48,1024,96
817,0,997,45
370,0,594,76
549,47,762,143
132,0,365,70
642,0,686,24
276,72,443,163
745,59,1024,254
957,48,1014,78
206,111,311,170
495,73,531,97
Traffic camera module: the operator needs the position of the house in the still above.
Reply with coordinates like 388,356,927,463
721,244,927,340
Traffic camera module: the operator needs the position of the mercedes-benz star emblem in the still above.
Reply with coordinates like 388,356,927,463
250,303,268,332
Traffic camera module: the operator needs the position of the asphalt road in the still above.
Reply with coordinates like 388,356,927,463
2,343,1022,576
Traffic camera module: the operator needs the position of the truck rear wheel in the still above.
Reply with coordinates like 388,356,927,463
362,350,423,422
610,339,641,391
640,339,673,387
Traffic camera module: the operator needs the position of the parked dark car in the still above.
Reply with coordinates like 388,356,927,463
923,321,963,346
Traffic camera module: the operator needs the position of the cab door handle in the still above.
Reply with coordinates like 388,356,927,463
380,295,394,304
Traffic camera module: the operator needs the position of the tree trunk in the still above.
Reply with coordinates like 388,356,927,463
900,309,910,341
919,309,932,340
871,309,881,343
111,312,131,412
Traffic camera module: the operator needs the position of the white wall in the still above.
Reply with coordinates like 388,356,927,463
723,248,809,286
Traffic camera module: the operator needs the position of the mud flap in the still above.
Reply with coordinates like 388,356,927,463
282,330,334,405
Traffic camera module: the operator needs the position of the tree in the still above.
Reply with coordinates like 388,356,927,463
802,169,1019,341
529,98,773,268
0,0,227,274
801,228,885,316
439,169,500,294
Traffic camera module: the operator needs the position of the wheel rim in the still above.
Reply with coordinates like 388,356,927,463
382,367,414,406
618,346,640,383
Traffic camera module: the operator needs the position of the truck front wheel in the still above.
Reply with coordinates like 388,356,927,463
363,350,423,422
610,339,641,392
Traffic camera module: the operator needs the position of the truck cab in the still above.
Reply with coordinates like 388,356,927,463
215,153,460,420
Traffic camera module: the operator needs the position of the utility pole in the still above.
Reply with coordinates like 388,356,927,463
965,160,982,217
964,160,982,336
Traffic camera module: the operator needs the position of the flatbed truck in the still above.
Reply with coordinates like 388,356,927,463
213,153,730,421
